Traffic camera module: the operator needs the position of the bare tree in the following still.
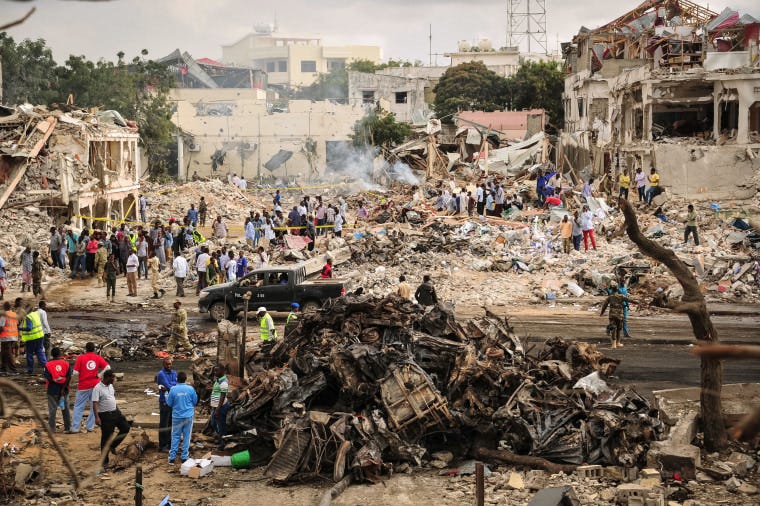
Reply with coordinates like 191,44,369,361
619,199,727,451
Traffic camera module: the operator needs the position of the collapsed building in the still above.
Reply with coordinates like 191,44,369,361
561,0,760,199
0,105,141,227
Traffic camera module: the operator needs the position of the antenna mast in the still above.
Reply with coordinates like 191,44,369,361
507,0,548,54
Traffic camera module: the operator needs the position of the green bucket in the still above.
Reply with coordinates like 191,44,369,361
231,450,251,469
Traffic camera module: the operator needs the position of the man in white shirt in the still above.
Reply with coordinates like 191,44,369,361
92,370,130,469
195,247,210,295
172,255,188,297
334,212,344,238
38,300,52,356
126,248,139,296
237,177,247,190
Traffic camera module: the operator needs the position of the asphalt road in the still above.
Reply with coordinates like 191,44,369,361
49,309,760,399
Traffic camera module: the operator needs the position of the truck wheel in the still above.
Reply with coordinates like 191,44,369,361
302,301,321,313
209,301,230,321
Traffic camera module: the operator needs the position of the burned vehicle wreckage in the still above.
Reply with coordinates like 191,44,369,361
193,294,662,484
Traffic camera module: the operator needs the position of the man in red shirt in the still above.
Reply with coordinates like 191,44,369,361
71,342,110,433
45,347,72,433
320,258,333,279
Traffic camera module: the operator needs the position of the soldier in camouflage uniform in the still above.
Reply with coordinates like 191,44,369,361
600,281,629,349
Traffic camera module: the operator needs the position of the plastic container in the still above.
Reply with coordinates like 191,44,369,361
231,450,251,469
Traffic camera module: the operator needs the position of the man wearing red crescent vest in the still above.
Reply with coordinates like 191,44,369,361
0,301,19,375
45,347,72,432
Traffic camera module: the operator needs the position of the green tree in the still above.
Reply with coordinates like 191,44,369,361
504,61,564,128
352,109,412,149
297,67,348,102
348,58,421,74
433,61,509,122
0,33,175,177
0,33,58,105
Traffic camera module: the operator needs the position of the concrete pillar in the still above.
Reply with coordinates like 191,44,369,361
713,82,721,141
177,133,186,181
737,82,750,144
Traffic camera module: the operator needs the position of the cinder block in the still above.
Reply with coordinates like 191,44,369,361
639,468,661,487
647,442,700,480
604,466,625,481
617,483,650,503
645,493,665,506
576,464,603,479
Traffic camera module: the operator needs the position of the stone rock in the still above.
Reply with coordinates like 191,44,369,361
725,476,742,492
431,451,453,464
430,459,448,469
738,483,758,495
726,451,756,477
600,489,616,501
506,472,525,490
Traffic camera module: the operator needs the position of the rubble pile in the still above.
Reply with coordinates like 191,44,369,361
197,295,662,484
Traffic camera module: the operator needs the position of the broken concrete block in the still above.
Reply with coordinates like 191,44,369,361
527,485,580,506
431,451,453,464
652,194,669,206
647,442,700,480
14,463,34,488
576,464,603,479
667,411,699,446
506,472,525,490
603,466,625,481
737,482,759,495
639,468,661,487
616,484,651,504
725,451,756,477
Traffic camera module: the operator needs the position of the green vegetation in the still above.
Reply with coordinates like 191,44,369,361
0,34,175,177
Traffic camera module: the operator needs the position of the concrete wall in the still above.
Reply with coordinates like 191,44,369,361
169,89,366,180
447,51,520,69
650,143,759,200
347,71,429,123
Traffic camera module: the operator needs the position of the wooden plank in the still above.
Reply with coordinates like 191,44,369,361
0,160,30,210
27,116,57,158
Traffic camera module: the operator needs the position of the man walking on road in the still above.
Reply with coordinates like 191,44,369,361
600,281,629,349
166,371,198,464
168,300,193,353
155,357,177,453
71,342,110,433
92,369,131,469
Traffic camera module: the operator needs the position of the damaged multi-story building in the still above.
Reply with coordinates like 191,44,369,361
561,0,760,199
0,105,141,228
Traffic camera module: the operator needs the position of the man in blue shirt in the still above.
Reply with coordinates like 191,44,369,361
187,205,199,227
166,371,198,464
155,358,177,452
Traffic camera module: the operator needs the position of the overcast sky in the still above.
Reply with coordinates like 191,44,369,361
3,0,759,65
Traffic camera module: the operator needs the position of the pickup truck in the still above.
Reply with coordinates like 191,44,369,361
198,265,347,321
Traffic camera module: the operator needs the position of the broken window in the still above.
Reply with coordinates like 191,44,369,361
589,98,608,121
278,61,287,72
266,62,275,72
719,89,739,138
300,60,317,73
328,59,346,71
395,92,408,104
362,91,375,104
651,84,714,139
577,98,585,118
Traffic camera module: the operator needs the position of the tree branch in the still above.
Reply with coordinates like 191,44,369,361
0,7,36,31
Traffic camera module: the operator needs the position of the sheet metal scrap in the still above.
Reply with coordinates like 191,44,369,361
216,294,659,485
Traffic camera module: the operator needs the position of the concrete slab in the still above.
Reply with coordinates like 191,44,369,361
653,383,760,426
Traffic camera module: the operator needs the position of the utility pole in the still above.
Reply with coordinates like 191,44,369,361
240,291,251,380
429,24,432,67
257,113,262,182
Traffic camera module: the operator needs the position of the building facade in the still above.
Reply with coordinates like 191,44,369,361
222,28,381,88
561,1,760,199
169,88,366,180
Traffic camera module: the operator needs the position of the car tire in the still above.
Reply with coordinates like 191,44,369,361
301,301,321,313
209,301,230,321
